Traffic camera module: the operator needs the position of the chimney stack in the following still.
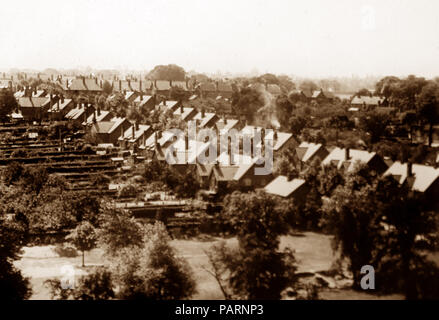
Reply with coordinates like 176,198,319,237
345,147,350,161
201,109,205,118
97,106,101,116
180,105,184,113
407,161,413,177
119,80,122,91
132,125,135,140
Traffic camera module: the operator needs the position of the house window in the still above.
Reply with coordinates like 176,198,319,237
244,178,252,186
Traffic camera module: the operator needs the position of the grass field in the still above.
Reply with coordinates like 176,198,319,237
15,231,403,300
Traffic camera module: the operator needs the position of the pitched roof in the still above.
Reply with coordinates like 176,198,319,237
296,142,325,162
264,176,307,198
119,124,151,142
351,96,383,106
134,95,154,107
321,147,377,172
48,98,73,113
107,117,129,134
383,161,439,193
333,93,353,101
241,126,294,151
215,118,240,135
193,112,218,128
125,91,136,100
82,110,111,125
65,106,86,120
91,121,115,134
158,100,179,112
173,107,196,121
196,163,214,177
68,78,102,91
18,97,50,108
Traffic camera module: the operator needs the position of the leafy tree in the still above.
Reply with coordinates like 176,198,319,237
111,222,196,299
355,88,372,97
97,205,144,256
0,216,32,300
299,80,318,94
231,88,264,123
148,64,186,81
45,267,115,300
210,190,298,299
102,80,113,95
359,112,390,144
0,90,18,123
416,81,439,147
275,94,294,129
174,168,200,199
288,115,308,136
66,221,97,267
169,86,187,101
105,92,128,117
324,165,439,298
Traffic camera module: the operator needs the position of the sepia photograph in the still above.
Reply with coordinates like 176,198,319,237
1,0,439,310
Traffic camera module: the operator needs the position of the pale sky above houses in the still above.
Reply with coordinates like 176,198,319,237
0,0,438,78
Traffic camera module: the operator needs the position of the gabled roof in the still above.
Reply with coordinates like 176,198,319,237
212,153,262,182
312,90,322,98
333,93,353,101
241,126,294,151
215,118,240,135
158,100,179,112
92,121,115,134
119,124,151,143
164,139,210,164
196,163,214,177
82,110,111,125
65,106,86,120
383,161,439,193
351,96,383,106
173,107,196,121
134,95,154,107
68,78,102,91
48,98,73,113
296,142,325,162
193,112,218,128
18,97,50,108
125,91,136,100
321,147,377,172
264,176,306,198
107,117,129,134
33,90,46,97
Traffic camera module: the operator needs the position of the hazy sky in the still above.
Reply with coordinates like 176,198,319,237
1,0,438,77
